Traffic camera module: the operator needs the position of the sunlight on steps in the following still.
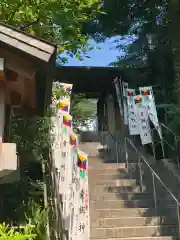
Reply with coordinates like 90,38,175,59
80,133,179,240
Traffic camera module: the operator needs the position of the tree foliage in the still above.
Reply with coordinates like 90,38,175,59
0,0,101,61
70,94,97,132
0,222,36,240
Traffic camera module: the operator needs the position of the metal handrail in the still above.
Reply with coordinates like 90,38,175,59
100,125,123,164
125,136,180,237
125,137,180,206
151,122,180,167
161,123,179,139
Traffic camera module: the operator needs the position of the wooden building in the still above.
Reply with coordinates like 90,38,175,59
0,22,56,183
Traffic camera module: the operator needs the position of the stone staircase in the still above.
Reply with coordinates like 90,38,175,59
87,154,178,239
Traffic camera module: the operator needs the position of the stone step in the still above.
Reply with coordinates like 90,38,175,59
88,166,151,176
91,216,177,228
90,185,148,195
89,159,120,166
90,185,170,196
89,173,128,180
89,179,137,187
88,170,152,180
89,162,139,168
90,237,175,240
90,225,178,238
89,164,152,171
89,179,137,186
88,165,128,174
90,207,176,219
90,192,154,201
90,199,175,210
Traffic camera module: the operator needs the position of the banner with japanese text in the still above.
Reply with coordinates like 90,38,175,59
134,95,152,145
139,86,162,139
51,82,89,240
74,150,89,240
126,88,139,135
122,82,128,125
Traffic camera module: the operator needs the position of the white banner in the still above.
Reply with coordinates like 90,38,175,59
61,113,72,218
75,177,89,240
51,115,63,169
68,132,79,238
70,145,79,240
122,82,128,125
56,99,70,113
114,77,123,117
134,95,152,145
59,83,73,103
75,151,89,240
51,82,90,240
139,86,162,139
126,89,139,135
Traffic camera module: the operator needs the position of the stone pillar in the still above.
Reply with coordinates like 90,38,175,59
106,94,116,134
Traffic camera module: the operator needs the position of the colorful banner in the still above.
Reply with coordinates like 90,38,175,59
59,83,73,102
60,83,73,95
70,134,79,240
51,115,63,169
75,176,89,240
126,89,139,135
122,82,128,125
134,95,152,145
65,131,78,233
77,151,88,172
51,82,89,240
63,113,72,128
139,86,162,139
56,99,70,113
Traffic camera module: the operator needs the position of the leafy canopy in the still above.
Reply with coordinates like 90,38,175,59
70,94,97,132
0,0,101,59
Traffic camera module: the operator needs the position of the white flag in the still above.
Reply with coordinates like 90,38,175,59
59,83,73,103
134,95,152,145
126,89,139,135
139,86,162,139
75,172,89,240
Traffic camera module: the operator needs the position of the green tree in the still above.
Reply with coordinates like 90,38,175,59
70,94,97,132
0,0,101,61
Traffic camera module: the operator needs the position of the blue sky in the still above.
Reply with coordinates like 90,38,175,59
67,38,122,66
58,36,136,67
60,37,126,67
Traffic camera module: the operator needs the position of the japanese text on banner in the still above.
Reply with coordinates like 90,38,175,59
134,95,152,145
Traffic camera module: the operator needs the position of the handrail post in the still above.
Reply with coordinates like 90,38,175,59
101,124,104,149
124,138,129,171
175,136,179,168
151,129,156,161
177,202,180,238
138,156,143,192
115,141,118,164
160,124,165,159
160,138,165,159
152,172,157,213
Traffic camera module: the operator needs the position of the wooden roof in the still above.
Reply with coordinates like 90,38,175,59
55,66,123,96
55,66,148,96
0,22,57,64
